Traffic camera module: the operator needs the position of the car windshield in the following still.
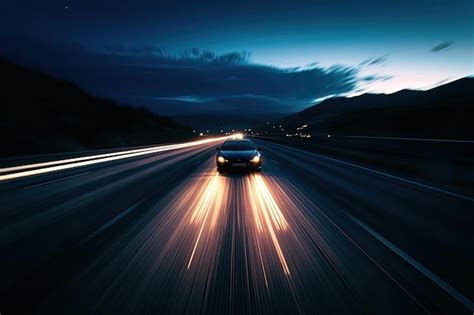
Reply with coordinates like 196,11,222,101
221,141,257,151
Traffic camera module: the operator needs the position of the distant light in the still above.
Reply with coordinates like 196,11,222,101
199,132,204,136
327,134,331,138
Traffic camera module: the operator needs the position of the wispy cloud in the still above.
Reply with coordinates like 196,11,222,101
359,54,389,67
430,41,454,52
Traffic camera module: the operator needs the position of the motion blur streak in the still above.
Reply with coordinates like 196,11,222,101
0,136,229,181
246,174,291,275
183,171,291,275
187,173,226,268
2,140,472,314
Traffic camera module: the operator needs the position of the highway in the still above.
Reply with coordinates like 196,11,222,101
0,137,472,314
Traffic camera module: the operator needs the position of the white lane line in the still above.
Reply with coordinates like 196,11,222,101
349,214,474,312
313,152,474,202
23,172,91,190
332,135,474,144
272,159,280,165
193,160,202,166
76,199,144,246
311,202,429,313
262,141,474,202
0,136,229,182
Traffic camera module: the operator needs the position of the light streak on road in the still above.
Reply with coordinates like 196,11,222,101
2,138,470,314
246,174,290,275
0,136,230,181
79,163,436,313
184,172,292,276
185,172,291,275
23,157,452,314
187,173,226,268
252,174,288,231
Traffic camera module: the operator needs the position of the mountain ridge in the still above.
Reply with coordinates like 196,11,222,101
272,77,473,139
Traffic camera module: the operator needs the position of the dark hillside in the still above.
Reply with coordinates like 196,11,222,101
0,59,192,156
278,77,473,139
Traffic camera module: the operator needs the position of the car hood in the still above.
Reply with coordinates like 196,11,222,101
220,150,258,160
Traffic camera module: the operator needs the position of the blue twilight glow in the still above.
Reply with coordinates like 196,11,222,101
1,0,472,115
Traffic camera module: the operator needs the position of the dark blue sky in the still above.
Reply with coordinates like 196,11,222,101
1,0,472,115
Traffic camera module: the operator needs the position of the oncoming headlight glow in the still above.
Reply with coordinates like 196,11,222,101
251,155,261,163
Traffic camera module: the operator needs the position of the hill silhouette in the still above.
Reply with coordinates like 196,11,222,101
278,77,473,139
0,59,193,157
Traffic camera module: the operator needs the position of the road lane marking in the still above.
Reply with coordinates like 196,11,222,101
309,202,430,313
76,199,145,246
349,214,474,312
272,159,280,165
260,140,474,202
312,152,474,202
23,172,91,190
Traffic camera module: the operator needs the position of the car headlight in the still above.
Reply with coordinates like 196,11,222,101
250,155,261,163
217,156,227,163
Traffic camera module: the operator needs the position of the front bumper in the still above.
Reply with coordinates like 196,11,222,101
217,160,262,171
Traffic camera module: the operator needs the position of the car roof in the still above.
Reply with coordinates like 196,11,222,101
224,139,253,143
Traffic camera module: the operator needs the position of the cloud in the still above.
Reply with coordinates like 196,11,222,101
0,36,389,115
359,54,389,67
430,41,454,52
104,44,166,56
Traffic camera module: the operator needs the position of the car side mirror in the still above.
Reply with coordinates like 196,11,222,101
257,146,262,151
216,147,221,151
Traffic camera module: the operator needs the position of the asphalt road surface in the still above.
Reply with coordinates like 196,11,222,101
0,137,473,314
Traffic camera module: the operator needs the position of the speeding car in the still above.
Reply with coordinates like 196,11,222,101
216,139,262,172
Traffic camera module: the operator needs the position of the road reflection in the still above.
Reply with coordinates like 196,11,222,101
89,168,347,313
182,172,291,277
187,173,227,268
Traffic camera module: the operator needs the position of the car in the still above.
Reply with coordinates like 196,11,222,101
216,139,262,172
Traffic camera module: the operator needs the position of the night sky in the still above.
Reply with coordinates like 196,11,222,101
1,0,472,115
